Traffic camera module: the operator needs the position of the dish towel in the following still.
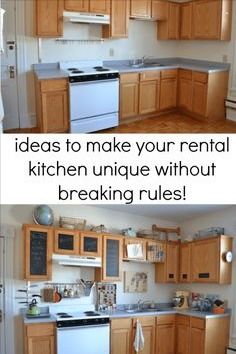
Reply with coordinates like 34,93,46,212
134,319,145,353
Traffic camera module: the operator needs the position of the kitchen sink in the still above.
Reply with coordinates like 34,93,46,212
130,63,165,69
125,308,165,313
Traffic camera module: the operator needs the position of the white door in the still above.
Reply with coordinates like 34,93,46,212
0,236,5,354
1,0,20,130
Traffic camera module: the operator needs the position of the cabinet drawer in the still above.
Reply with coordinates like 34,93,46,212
140,70,160,81
40,79,68,92
26,323,55,337
191,317,205,329
111,318,132,329
179,69,192,80
120,73,139,83
133,316,155,327
192,72,208,83
176,315,190,326
161,69,178,79
156,315,175,325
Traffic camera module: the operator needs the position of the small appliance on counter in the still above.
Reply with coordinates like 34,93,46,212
173,291,190,310
213,299,225,314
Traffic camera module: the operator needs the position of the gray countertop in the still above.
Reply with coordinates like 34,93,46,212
23,308,230,324
33,58,230,80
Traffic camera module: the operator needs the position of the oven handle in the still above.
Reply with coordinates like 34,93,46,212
70,79,119,86
57,324,110,330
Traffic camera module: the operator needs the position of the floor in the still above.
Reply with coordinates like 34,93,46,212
5,113,236,134
102,113,236,134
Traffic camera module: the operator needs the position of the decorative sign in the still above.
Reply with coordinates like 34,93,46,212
106,239,119,277
124,271,148,293
58,234,74,250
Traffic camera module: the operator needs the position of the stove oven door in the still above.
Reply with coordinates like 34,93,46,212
69,79,119,121
57,324,110,354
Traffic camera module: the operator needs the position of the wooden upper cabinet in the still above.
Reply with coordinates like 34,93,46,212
64,0,89,12
54,229,79,255
157,2,180,39
95,234,122,282
130,0,152,18
89,0,110,14
155,241,179,283
80,231,102,257
110,318,132,354
192,0,232,40
123,237,146,260
102,0,130,38
23,224,53,281
191,235,232,284
132,317,155,354
152,0,168,20
180,2,192,39
156,315,176,354
35,0,63,37
179,242,191,283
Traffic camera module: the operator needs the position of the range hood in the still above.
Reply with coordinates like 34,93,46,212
63,11,110,25
52,254,102,267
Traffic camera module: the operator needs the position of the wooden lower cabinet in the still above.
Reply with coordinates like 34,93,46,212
132,317,156,354
110,318,132,354
176,315,190,354
139,81,160,115
192,80,208,117
120,73,139,120
156,315,175,354
24,323,55,354
35,78,69,133
160,70,178,110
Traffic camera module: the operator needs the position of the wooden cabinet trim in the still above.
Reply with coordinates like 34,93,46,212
26,323,55,337
191,317,205,330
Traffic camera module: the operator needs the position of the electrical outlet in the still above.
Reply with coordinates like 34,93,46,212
222,54,228,63
109,48,114,57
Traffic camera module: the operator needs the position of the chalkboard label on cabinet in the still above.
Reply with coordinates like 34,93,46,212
58,234,74,250
106,239,119,277
30,231,47,275
84,237,98,253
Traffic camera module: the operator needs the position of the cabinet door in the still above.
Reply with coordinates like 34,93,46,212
120,74,139,120
192,81,208,117
40,79,69,133
166,242,179,283
176,323,190,354
54,229,79,255
130,0,151,18
178,78,192,111
189,327,205,354
100,235,122,281
156,323,175,354
80,232,102,257
152,0,168,20
89,0,110,14
24,224,53,281
192,0,221,39
168,2,180,39
111,318,132,354
35,0,63,37
133,317,155,354
191,238,219,282
160,78,177,110
180,2,192,39
179,243,191,283
103,0,129,38
139,81,159,115
64,0,89,12
27,336,55,354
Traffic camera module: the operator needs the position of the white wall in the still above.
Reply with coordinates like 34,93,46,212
181,206,236,342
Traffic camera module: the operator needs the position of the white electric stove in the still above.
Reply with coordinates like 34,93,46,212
60,60,119,133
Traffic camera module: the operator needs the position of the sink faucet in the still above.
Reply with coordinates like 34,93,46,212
141,56,153,65
137,299,143,310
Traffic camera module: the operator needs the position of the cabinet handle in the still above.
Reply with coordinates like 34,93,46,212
168,274,174,279
198,273,210,279
182,274,187,279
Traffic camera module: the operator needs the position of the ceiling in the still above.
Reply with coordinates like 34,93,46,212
96,205,232,222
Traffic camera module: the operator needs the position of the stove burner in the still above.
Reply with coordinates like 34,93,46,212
84,311,101,317
71,70,84,74
59,314,73,318
67,68,78,71
93,66,110,72
56,312,68,316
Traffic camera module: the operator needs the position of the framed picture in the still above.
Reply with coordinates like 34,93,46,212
124,271,148,293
